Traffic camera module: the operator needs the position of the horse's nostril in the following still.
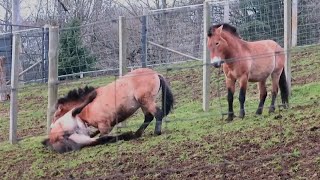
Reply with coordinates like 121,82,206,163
213,62,221,68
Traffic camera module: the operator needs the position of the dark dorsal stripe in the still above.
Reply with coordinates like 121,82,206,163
207,23,240,38
57,85,96,106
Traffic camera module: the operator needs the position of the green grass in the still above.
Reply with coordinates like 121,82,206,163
0,45,320,179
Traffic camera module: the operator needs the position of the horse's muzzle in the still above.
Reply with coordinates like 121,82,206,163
212,61,222,68
211,57,222,68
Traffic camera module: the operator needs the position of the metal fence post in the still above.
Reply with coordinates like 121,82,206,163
47,26,59,134
291,0,298,47
42,24,49,83
141,9,148,68
117,16,128,128
203,1,210,112
224,0,230,23
9,32,20,144
284,0,292,96
119,16,128,77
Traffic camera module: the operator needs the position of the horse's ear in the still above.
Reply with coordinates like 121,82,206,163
57,104,64,112
216,25,224,36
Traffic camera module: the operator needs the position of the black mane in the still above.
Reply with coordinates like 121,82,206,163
57,86,96,105
207,23,240,38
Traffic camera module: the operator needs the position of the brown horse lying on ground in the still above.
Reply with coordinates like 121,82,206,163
42,94,137,153
207,23,289,121
42,68,174,153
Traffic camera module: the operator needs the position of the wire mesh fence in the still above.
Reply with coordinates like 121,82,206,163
57,19,120,80
1,0,320,179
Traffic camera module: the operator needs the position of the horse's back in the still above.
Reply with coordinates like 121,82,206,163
248,40,281,54
90,68,160,114
123,68,161,97
245,40,283,82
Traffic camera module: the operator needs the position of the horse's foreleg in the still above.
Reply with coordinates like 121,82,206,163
89,130,100,138
97,123,112,136
256,81,267,115
239,75,248,119
226,78,236,121
269,73,281,113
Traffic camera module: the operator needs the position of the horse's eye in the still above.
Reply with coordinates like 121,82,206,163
216,42,220,46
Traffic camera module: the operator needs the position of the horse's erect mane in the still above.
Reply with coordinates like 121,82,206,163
207,23,240,38
57,86,96,105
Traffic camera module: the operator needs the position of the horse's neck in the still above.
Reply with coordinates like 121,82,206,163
223,33,249,60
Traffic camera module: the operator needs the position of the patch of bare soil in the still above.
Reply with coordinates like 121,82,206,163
80,112,320,180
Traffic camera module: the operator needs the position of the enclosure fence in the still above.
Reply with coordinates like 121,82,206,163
0,0,320,178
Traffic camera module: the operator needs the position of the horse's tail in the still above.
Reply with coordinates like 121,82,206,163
72,90,97,117
158,75,174,116
279,68,289,108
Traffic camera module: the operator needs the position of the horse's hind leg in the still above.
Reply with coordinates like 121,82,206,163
269,72,281,113
139,101,163,136
135,112,154,137
256,81,267,115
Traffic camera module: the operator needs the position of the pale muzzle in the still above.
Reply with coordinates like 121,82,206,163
211,56,222,68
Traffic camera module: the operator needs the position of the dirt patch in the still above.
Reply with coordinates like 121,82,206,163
65,118,320,180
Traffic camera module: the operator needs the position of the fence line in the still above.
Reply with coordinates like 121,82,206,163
9,32,20,144
46,26,59,134
148,41,202,61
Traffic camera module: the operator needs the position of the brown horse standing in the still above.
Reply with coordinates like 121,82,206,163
44,68,174,152
207,23,289,121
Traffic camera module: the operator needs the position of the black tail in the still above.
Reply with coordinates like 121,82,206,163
158,75,174,116
279,68,289,108
72,90,97,117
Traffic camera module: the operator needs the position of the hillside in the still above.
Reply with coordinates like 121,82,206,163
0,45,320,179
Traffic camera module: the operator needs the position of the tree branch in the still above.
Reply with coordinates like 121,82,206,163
57,0,69,12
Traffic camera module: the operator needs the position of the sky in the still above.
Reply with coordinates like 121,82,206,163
0,0,54,22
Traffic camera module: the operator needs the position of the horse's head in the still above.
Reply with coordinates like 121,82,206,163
43,89,98,153
52,86,96,123
42,108,82,153
207,23,240,68
43,104,95,153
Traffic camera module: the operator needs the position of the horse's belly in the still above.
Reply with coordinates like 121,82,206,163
248,59,274,82
248,71,271,82
116,101,140,123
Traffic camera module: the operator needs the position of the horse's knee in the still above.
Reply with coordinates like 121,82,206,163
98,123,111,136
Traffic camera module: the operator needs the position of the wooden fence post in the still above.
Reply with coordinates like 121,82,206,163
203,0,210,112
9,32,20,144
47,26,59,134
0,56,8,102
284,0,292,96
117,16,128,128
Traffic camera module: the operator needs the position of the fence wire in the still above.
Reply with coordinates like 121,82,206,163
1,0,320,179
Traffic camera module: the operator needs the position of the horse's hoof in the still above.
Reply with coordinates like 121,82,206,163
256,109,263,115
226,112,236,122
269,107,275,114
283,103,289,109
226,116,234,122
239,110,245,119
154,131,162,136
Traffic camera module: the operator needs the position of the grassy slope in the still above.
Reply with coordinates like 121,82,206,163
0,45,320,179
